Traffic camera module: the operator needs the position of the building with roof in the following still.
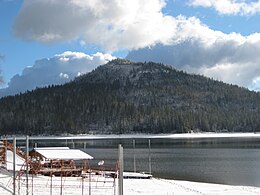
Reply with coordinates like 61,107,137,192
30,147,93,176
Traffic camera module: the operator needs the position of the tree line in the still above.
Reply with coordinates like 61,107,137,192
0,60,259,135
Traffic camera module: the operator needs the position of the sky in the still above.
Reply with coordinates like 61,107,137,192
0,0,260,97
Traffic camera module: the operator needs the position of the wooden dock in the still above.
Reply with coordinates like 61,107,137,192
105,171,152,179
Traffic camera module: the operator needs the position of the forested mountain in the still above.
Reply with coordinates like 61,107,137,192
0,59,259,135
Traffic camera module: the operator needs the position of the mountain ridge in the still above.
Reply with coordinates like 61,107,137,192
0,59,259,135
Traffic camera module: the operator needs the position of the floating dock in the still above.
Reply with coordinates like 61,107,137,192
106,171,152,179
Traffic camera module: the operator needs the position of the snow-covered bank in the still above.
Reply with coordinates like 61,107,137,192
1,173,260,195
5,132,260,141
48,132,260,140
61,132,260,140
152,132,260,139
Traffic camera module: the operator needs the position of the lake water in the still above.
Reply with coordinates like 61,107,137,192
16,136,260,187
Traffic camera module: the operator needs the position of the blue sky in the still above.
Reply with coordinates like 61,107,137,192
0,0,260,97
165,0,260,35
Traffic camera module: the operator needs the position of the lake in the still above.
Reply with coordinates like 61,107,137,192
14,135,260,187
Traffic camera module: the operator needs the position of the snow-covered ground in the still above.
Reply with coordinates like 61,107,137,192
1,172,260,195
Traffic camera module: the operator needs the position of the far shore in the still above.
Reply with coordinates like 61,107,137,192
2,132,260,140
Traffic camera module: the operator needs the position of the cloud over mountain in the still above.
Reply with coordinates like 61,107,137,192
12,0,260,91
127,22,260,90
0,51,114,97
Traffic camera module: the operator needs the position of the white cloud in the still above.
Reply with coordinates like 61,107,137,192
14,0,175,52
189,0,260,15
127,16,260,90
12,0,260,91
199,63,260,89
0,51,115,97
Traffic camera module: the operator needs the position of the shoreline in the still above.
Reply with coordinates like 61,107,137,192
2,132,260,140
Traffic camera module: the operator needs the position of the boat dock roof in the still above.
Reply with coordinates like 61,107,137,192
33,147,93,160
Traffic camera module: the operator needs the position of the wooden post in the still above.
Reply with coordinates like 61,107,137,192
31,173,34,195
89,171,91,195
26,135,29,195
50,172,53,195
118,144,124,195
133,140,136,173
4,140,7,168
18,173,20,195
13,137,16,195
82,176,84,195
60,160,63,195
148,139,152,174
72,140,75,149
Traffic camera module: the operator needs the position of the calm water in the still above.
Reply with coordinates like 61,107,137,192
16,136,260,187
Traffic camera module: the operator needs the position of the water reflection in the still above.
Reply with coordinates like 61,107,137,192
15,137,260,187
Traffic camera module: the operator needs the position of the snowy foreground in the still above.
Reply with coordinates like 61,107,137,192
1,173,260,195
